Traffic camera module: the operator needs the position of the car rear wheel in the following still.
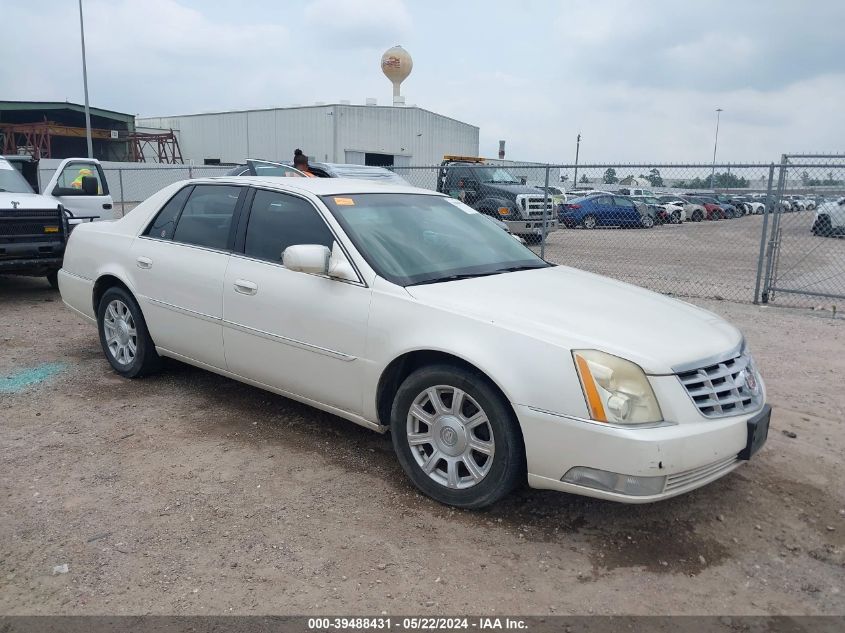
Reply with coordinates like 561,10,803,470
582,214,597,229
97,287,161,378
46,270,59,290
390,365,525,509
671,211,682,224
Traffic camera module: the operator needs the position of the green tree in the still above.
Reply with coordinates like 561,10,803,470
603,168,618,184
712,172,749,188
579,174,590,184
675,172,749,189
643,168,664,187
801,171,811,187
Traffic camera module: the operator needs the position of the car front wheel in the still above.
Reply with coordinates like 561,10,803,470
641,214,654,228
390,365,525,509
582,214,597,229
97,286,161,378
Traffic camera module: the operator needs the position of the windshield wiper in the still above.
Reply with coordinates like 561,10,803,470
408,271,507,286
490,264,548,273
409,265,546,286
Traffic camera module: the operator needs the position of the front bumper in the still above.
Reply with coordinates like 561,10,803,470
504,219,558,235
516,401,769,503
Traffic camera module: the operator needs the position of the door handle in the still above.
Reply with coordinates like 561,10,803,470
102,203,112,210
234,279,258,295
136,256,153,269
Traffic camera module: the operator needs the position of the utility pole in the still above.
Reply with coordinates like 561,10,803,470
710,108,723,189
573,133,581,185
78,0,93,158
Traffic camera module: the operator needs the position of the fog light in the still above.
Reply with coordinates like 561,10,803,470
562,466,666,496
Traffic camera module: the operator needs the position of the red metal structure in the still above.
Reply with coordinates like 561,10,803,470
129,130,183,164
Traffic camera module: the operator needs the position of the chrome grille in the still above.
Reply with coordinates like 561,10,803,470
517,194,555,218
677,352,762,418
665,456,739,492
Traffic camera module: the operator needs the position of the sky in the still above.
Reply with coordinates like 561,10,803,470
2,0,843,163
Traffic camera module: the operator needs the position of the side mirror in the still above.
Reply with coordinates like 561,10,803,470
282,244,330,275
328,241,358,282
81,175,99,196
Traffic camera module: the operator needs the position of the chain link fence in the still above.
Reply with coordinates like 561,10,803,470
759,155,845,308
32,157,843,308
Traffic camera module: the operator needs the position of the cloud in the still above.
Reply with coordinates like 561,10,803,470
551,0,845,91
304,0,411,49
0,0,841,163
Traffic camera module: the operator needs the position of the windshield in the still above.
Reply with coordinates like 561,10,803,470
0,159,35,193
642,197,659,204
475,167,520,184
321,193,549,286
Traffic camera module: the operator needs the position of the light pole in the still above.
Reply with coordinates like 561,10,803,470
710,108,723,188
573,133,581,186
78,0,93,158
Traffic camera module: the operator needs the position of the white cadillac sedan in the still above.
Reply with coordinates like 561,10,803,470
59,177,770,508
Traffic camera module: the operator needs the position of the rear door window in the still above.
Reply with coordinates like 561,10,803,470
144,186,192,240
172,185,243,251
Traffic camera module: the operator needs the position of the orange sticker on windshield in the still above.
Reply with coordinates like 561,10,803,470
334,197,355,206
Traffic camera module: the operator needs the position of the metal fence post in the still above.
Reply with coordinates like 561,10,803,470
753,163,775,304
188,165,193,179
540,165,550,259
118,169,125,217
762,155,788,303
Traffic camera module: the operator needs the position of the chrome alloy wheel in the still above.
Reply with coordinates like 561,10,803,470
102,299,137,366
406,386,495,489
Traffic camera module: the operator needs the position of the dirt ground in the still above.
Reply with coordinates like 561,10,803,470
0,275,843,616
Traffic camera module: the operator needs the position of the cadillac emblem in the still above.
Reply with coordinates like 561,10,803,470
745,370,758,394
11,200,20,209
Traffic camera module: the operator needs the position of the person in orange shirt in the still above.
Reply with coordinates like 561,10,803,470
293,149,316,177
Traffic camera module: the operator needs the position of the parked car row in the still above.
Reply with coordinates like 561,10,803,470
557,190,761,229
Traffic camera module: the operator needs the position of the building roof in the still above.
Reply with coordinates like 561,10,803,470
0,100,134,123
138,103,478,130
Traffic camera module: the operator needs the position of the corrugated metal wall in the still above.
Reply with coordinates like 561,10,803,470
138,105,478,166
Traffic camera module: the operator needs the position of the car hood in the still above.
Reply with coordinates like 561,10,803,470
0,192,60,210
405,266,742,374
481,183,545,196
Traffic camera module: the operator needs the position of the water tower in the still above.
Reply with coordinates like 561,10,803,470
381,45,413,105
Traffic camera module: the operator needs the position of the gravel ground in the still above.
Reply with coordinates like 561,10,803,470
0,275,843,616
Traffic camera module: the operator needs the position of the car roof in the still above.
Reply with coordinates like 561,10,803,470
195,176,439,197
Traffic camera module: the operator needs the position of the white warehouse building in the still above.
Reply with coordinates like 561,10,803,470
137,103,479,167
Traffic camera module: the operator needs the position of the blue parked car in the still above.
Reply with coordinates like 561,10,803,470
558,193,653,229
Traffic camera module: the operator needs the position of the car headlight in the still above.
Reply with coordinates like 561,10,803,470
572,350,663,424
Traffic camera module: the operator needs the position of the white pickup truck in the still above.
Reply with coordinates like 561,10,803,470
0,156,114,287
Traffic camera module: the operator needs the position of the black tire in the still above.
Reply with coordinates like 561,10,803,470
97,286,161,378
390,364,525,509
641,214,654,229
692,210,704,222
812,215,833,237
582,214,597,229
46,270,59,290
671,211,682,224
